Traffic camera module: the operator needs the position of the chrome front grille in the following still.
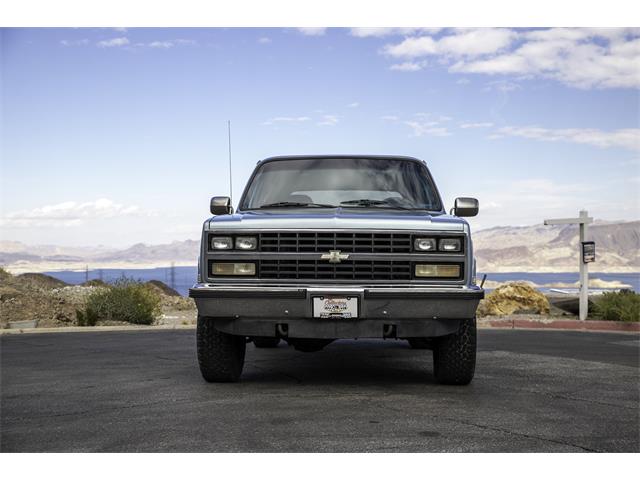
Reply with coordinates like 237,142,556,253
258,232,412,253
206,231,466,283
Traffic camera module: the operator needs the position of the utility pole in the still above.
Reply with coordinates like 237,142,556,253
170,262,176,290
85,265,89,283
544,210,594,320
228,120,233,203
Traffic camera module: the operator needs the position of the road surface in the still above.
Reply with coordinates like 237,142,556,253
1,329,638,452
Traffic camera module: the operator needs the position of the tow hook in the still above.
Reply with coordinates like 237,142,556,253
383,324,397,339
276,323,289,338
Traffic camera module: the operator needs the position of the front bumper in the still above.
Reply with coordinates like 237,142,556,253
189,284,484,339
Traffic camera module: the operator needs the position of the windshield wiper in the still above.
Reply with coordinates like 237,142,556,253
340,199,424,210
340,199,388,206
256,201,338,209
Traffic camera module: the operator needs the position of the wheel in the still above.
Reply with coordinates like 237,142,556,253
253,337,281,348
432,317,476,385
196,315,246,382
407,338,432,349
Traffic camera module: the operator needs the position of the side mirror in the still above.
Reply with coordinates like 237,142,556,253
453,197,479,217
210,196,234,215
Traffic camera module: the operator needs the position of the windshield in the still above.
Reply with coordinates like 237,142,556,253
240,157,442,211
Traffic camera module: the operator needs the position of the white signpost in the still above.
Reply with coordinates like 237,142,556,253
544,210,593,320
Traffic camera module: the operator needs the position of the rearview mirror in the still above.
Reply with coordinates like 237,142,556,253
210,196,233,215
453,197,479,217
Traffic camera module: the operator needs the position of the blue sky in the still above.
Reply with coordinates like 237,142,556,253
1,27,639,247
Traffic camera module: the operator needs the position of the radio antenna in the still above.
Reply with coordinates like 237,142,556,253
227,120,233,202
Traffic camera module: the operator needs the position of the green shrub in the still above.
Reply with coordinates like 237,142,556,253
76,308,98,326
77,278,161,325
591,290,640,322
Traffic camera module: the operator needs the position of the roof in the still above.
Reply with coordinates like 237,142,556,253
258,154,424,164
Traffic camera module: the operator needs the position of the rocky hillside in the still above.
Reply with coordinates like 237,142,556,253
0,268,195,329
474,220,639,272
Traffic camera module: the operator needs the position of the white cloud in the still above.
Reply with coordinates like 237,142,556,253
374,28,640,89
262,116,311,126
350,28,442,38
486,133,504,140
297,28,326,36
437,28,516,57
390,61,426,72
97,37,130,48
347,102,359,108
460,122,494,129
483,80,522,92
94,37,196,50
494,126,640,151
1,199,155,228
451,29,640,89
383,36,437,58
149,41,174,49
381,113,453,136
258,37,272,44
382,28,514,59
468,177,600,229
262,114,339,127
143,39,197,49
456,78,470,85
60,39,89,47
414,113,451,122
317,115,339,126
403,121,451,137
174,39,197,46
481,201,503,210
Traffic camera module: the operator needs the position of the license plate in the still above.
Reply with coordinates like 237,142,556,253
312,296,358,319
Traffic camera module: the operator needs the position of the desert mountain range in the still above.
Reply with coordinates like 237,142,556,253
473,220,639,272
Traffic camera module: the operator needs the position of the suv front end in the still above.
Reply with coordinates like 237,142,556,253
190,156,483,384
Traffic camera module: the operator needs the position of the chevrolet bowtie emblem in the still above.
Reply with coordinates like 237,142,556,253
321,249,350,263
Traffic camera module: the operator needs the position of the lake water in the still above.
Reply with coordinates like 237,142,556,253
46,267,198,296
44,267,640,296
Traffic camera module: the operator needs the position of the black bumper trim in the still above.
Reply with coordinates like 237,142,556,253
189,288,306,299
364,289,484,300
212,317,462,339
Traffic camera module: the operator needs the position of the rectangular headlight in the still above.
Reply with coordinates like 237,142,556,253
211,236,233,250
439,238,461,252
211,262,256,276
414,238,436,251
415,264,460,278
235,236,257,250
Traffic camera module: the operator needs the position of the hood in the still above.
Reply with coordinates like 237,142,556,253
207,208,467,232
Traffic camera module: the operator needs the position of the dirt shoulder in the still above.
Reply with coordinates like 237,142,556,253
478,315,639,333
2,316,637,335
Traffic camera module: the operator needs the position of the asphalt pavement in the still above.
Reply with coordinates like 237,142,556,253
1,329,638,452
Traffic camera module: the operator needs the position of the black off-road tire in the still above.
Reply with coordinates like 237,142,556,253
432,317,476,385
253,337,281,348
197,315,246,382
407,338,432,349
